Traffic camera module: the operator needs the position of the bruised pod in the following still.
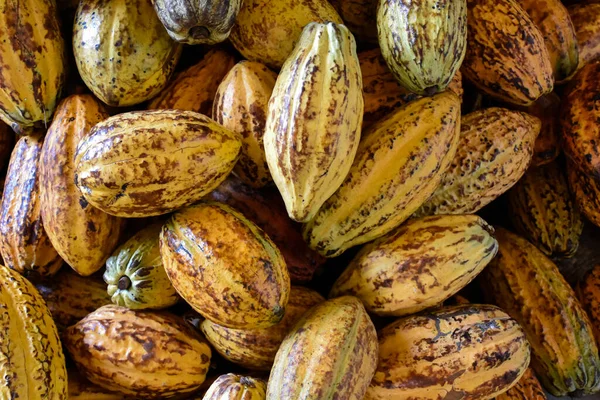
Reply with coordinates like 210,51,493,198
265,22,363,222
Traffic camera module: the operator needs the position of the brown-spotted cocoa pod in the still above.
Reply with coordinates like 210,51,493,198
569,2,600,70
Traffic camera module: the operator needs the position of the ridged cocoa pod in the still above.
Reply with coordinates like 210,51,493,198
377,0,467,95
569,3,600,70
213,61,276,188
64,305,212,398
416,108,540,216
265,22,363,222
152,0,242,45
0,122,14,171
568,161,600,228
0,135,62,277
303,91,461,258
39,95,123,276
330,215,497,316
206,177,326,283
201,286,325,370
579,264,600,344
329,0,377,43
526,93,560,167
0,0,66,133
366,304,531,400
74,110,242,217
508,162,583,258
229,0,342,69
359,48,463,129
73,0,182,107
483,228,600,397
160,202,290,329
203,374,266,400
495,368,547,400
463,0,554,105
562,61,600,179
266,296,378,400
517,0,579,81
148,49,235,115
68,370,124,400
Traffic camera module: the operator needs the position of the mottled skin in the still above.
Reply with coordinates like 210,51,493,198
561,62,600,179
579,264,600,345
39,95,123,276
462,0,554,105
0,265,67,400
0,0,66,133
203,374,266,400
149,49,235,115
377,0,467,95
160,202,290,329
569,3,600,70
366,304,531,400
34,268,111,333
153,0,242,45
483,228,600,397
73,0,182,107
213,61,277,188
330,215,498,316
64,305,212,398
359,48,463,129
525,93,560,167
74,110,242,217
0,134,62,277
206,177,326,283
495,368,546,400
517,0,579,81
303,91,461,258
229,0,342,69
201,286,325,371
330,0,378,43
567,161,600,229
68,370,124,399
416,108,540,217
104,224,179,310
266,296,378,400
508,162,583,258
265,22,363,222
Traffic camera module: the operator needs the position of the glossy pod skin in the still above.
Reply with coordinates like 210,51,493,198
303,91,461,258
160,202,290,329
330,215,498,317
202,374,266,400
74,110,242,217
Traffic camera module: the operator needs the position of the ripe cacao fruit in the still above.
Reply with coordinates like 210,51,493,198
495,368,547,400
203,374,266,400
579,264,600,344
569,3,600,70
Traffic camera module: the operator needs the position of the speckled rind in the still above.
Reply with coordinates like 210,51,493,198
152,0,242,45
366,304,531,400
148,49,235,115
496,368,547,400
160,202,290,329
266,296,378,400
561,61,600,179
64,305,212,398
329,0,378,43
206,177,326,283
104,224,179,310
303,91,461,258
482,228,600,397
416,107,540,217
264,22,363,222
213,61,277,188
201,286,325,371
517,0,579,81
203,374,266,400
34,269,112,333
526,93,561,167
462,0,554,105
73,0,182,107
39,95,123,277
579,264,600,345
377,0,467,95
330,215,498,317
0,135,62,277
0,0,66,133
229,0,342,69
567,161,600,229
74,110,242,218
569,3,600,70
360,48,463,129
0,265,67,400
508,162,583,258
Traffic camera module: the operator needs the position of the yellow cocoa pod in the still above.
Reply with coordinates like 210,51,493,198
203,374,266,400
73,0,182,106
74,110,242,217
39,95,123,276
569,3,600,70
303,91,461,257
377,0,467,95
495,368,547,400
213,61,277,188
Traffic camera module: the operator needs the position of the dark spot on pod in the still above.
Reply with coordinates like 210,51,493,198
272,305,285,322
118,275,131,290
189,26,210,40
